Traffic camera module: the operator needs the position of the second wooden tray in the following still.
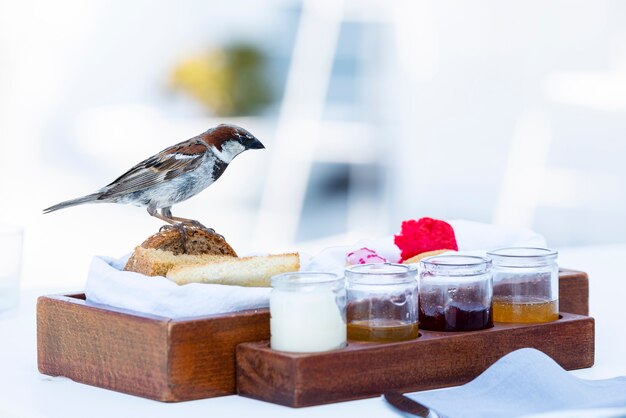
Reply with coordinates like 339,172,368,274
236,313,595,408
36,269,589,403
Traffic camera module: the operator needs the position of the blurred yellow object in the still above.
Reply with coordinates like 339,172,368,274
170,44,271,116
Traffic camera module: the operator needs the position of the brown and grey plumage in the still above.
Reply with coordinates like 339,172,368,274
43,124,264,227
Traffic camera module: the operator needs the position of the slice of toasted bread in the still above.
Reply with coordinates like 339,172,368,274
124,226,238,276
166,253,300,287
124,246,234,277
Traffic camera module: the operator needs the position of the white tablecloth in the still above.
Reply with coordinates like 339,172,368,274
1,245,626,418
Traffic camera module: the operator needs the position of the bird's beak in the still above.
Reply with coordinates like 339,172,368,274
248,138,265,150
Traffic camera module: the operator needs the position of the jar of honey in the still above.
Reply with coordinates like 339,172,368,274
419,255,493,332
487,247,559,323
345,263,419,342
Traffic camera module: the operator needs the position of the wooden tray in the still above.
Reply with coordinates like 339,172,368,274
558,268,589,316
36,269,588,402
236,312,595,408
37,293,269,402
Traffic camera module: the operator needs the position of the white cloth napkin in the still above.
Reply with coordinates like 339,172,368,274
302,219,547,274
404,348,626,418
85,220,546,319
85,255,271,319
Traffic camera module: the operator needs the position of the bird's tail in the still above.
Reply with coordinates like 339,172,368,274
43,193,101,214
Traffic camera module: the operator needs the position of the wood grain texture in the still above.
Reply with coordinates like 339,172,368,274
167,310,270,400
37,294,269,402
36,268,588,403
559,269,589,316
37,294,171,400
236,312,595,408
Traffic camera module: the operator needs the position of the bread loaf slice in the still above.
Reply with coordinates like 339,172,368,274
124,247,234,277
124,226,238,276
138,227,237,256
166,253,300,287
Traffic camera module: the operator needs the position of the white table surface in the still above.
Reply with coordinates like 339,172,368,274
1,244,626,418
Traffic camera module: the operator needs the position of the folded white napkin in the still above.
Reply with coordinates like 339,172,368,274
451,219,546,253
406,348,626,418
85,255,271,319
303,219,547,274
85,220,547,319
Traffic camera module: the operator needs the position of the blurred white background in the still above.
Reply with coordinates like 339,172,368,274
1,0,625,289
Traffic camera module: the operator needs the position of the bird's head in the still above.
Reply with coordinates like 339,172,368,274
201,124,265,163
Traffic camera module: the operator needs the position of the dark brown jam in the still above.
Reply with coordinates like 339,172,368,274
419,302,493,331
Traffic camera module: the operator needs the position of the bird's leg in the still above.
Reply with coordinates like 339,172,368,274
169,216,212,231
170,217,223,239
162,208,223,239
161,207,205,228
147,206,187,249
160,207,173,218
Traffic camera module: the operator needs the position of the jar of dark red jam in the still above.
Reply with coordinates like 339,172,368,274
418,255,493,332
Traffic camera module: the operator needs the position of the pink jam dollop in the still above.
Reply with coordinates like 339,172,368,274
346,247,388,265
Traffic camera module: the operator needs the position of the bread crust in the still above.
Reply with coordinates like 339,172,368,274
166,253,300,287
124,227,238,276
124,247,230,277
123,228,299,286
401,249,452,264
139,227,237,256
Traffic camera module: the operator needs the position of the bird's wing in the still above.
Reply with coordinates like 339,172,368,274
99,140,208,199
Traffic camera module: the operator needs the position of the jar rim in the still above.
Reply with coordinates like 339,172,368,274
487,247,558,259
345,263,416,284
420,255,491,277
271,271,342,288
345,262,414,275
420,255,491,267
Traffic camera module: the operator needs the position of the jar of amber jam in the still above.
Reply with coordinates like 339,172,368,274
419,255,493,332
345,263,418,342
487,247,559,323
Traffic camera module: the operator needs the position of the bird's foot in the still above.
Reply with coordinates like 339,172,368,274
197,225,224,240
159,223,188,251
185,219,209,230
179,220,224,240
158,221,225,250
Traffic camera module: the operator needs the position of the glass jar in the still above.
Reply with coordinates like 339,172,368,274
345,263,419,342
487,247,559,323
270,272,346,353
419,255,493,331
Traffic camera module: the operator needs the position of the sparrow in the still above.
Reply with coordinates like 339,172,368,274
44,124,265,231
